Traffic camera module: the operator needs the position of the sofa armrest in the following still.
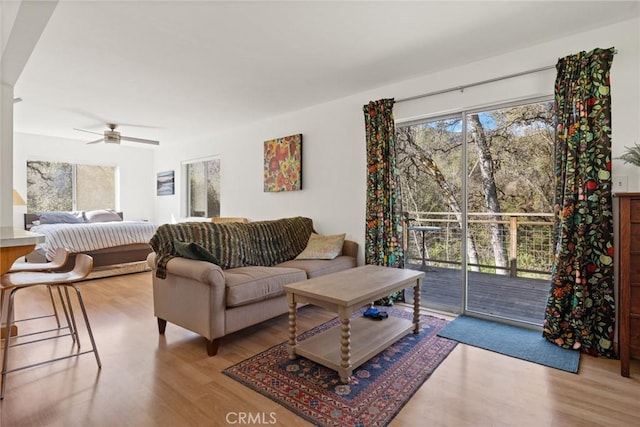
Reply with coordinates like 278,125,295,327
342,240,358,259
147,252,227,342
147,252,225,285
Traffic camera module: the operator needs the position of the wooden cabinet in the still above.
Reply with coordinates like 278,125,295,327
615,192,640,377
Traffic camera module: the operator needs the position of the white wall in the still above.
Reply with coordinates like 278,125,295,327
12,18,637,262
13,132,155,226
153,18,639,264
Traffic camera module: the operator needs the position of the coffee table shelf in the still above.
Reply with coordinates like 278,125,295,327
295,316,413,373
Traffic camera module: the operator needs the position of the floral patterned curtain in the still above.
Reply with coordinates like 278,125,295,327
363,98,404,269
543,47,615,358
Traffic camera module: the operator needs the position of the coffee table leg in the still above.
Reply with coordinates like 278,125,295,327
340,315,351,383
413,278,421,334
287,299,297,360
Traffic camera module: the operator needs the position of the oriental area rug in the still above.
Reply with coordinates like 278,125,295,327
223,308,457,426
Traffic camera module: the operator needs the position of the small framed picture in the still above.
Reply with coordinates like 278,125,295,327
157,170,175,196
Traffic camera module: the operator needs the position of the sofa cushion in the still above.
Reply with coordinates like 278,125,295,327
224,266,307,308
277,255,357,279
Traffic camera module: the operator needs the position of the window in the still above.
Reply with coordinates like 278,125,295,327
26,161,116,212
185,157,220,218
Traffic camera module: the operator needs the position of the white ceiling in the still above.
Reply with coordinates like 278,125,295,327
11,0,640,147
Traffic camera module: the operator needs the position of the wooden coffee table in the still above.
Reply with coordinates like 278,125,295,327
284,264,424,383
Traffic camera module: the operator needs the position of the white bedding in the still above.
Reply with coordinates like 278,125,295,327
30,221,158,261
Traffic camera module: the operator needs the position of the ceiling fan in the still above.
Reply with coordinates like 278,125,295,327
75,123,159,146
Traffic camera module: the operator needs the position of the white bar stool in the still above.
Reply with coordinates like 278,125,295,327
0,254,101,399
9,247,70,272
8,248,72,330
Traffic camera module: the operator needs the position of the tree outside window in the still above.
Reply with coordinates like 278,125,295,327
186,158,220,218
26,161,116,212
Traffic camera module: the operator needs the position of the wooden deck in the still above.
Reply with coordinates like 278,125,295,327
403,264,550,326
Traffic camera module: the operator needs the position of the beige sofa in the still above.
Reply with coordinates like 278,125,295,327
147,218,358,356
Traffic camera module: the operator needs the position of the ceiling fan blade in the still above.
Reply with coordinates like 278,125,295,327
117,122,166,130
121,136,160,146
87,138,105,144
63,108,109,124
74,127,104,136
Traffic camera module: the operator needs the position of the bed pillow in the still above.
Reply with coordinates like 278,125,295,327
39,211,86,224
295,233,346,260
173,240,218,264
85,209,122,223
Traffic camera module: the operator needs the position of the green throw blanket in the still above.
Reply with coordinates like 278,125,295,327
150,217,314,279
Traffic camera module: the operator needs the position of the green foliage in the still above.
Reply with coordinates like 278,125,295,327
188,159,221,217
26,161,116,212
397,100,555,274
26,161,73,212
618,143,640,167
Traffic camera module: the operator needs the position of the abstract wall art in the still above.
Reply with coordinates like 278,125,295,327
263,133,302,192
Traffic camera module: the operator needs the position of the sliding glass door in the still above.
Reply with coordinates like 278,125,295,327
398,97,554,326
397,115,464,313
463,101,554,325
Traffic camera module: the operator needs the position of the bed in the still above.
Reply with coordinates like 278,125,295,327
24,210,158,277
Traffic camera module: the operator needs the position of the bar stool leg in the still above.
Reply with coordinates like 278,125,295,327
0,289,14,340
0,289,5,334
62,287,81,348
1,288,19,400
45,285,61,328
66,284,101,368
56,286,77,344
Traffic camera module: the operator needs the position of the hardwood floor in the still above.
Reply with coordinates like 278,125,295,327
1,271,639,427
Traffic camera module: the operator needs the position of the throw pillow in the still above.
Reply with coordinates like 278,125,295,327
295,233,346,260
174,240,218,264
39,211,86,224
85,209,122,223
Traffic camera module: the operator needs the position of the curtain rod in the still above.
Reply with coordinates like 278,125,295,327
397,48,619,104
395,64,556,104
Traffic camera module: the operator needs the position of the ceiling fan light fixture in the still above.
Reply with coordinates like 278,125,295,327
104,131,120,143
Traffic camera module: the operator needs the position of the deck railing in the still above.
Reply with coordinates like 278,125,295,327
403,211,555,279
